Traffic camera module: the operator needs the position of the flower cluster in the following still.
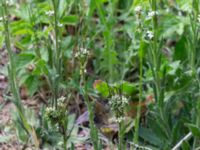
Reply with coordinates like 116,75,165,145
135,6,142,14
146,30,154,40
57,96,66,108
75,48,89,58
147,11,158,19
111,116,125,123
45,10,54,17
45,96,67,123
109,94,128,120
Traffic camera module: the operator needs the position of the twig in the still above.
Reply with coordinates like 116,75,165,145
171,132,192,150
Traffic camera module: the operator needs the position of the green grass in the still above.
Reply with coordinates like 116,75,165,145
0,0,200,149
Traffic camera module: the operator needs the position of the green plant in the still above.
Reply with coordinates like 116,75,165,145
1,0,39,148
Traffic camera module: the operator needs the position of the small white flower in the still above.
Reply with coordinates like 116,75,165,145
121,96,128,104
135,6,142,14
115,116,125,123
75,52,80,58
80,48,89,55
146,31,154,40
57,96,65,107
0,17,3,21
45,107,55,114
58,22,63,27
58,96,65,103
45,10,54,17
147,11,158,19
75,48,89,58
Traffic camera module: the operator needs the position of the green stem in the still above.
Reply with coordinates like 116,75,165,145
63,131,67,150
51,0,62,108
191,0,200,148
81,67,100,150
118,121,124,150
1,0,22,111
134,42,143,143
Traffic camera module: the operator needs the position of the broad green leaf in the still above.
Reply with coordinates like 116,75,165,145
139,127,163,146
11,20,33,35
16,53,35,70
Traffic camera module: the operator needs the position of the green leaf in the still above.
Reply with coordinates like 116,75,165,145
181,141,191,150
139,127,163,146
185,123,200,137
115,81,137,96
33,59,48,75
25,76,39,96
61,15,79,26
168,61,181,75
94,80,109,97
174,37,188,61
16,53,35,70
11,20,33,35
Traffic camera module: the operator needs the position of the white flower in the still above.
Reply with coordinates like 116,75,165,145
121,96,128,104
75,48,89,58
80,48,89,55
58,22,63,27
0,17,3,21
45,107,55,114
146,31,154,40
147,11,158,19
75,52,80,58
109,94,129,114
45,10,54,17
135,6,142,14
110,116,125,123
58,96,65,103
57,96,66,107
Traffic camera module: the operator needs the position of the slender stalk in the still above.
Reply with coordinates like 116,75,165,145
118,121,124,150
27,4,41,59
63,135,67,150
82,70,100,150
1,0,22,112
134,41,143,143
51,0,62,108
148,0,171,140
